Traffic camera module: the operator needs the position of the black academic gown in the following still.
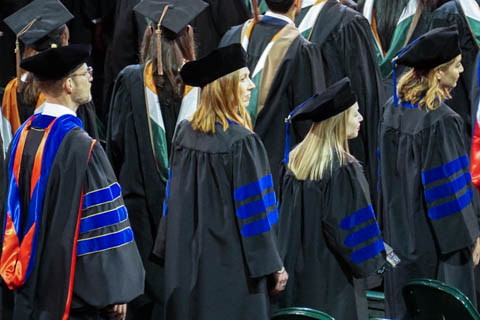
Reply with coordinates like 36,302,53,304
191,0,251,58
379,99,480,319
429,0,480,152
153,120,283,320
220,17,325,193
276,157,386,320
1,113,145,319
296,0,386,199
106,65,169,318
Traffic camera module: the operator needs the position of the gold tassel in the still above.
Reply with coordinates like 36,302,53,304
15,18,38,91
251,0,260,22
156,5,169,76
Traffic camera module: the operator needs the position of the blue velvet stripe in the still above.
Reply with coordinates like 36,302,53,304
162,199,168,217
236,192,276,219
163,169,171,216
234,174,273,202
344,223,381,247
240,209,279,238
339,205,375,230
350,238,385,264
427,189,473,220
83,183,122,210
424,172,471,203
260,15,289,26
422,155,469,185
79,205,128,234
77,227,134,256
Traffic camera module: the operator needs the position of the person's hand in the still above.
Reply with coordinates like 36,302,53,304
110,304,127,320
270,267,288,296
473,237,480,267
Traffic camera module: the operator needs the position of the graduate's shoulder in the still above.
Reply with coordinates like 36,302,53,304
219,23,244,47
433,0,460,16
116,64,143,82
174,119,259,152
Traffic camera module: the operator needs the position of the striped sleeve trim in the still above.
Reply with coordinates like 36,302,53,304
77,227,134,256
234,174,278,238
83,183,122,210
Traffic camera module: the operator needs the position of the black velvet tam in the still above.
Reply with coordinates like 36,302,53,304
395,25,461,70
3,0,73,47
291,77,357,122
20,44,91,81
180,43,247,87
134,0,209,38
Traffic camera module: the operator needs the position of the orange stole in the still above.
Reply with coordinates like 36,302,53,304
2,78,46,134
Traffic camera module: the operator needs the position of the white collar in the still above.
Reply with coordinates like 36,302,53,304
41,102,77,118
264,11,295,25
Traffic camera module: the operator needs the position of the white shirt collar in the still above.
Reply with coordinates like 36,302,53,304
41,102,77,118
264,11,295,25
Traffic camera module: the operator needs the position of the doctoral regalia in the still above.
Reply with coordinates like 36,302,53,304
379,99,480,319
106,62,199,317
153,120,282,320
429,0,480,152
219,15,325,192
296,0,385,197
0,112,145,319
276,157,386,320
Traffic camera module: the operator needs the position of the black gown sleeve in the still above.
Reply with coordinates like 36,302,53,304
420,112,480,254
73,141,145,307
323,160,386,278
232,133,283,278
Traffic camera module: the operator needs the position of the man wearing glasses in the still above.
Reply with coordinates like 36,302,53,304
0,44,145,320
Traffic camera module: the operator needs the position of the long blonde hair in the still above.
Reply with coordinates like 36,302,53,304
190,69,253,133
397,57,457,110
288,108,352,181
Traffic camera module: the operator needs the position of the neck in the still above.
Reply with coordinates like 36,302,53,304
44,95,79,113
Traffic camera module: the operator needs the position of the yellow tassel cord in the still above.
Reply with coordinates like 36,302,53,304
156,6,169,76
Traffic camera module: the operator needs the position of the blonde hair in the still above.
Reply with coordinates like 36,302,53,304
288,108,352,181
397,57,457,111
190,69,253,133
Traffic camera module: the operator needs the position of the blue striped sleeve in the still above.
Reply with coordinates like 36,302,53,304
79,205,128,234
240,209,279,238
422,155,469,185
234,174,273,202
339,205,375,230
236,192,276,219
77,227,134,256
427,189,473,220
424,172,471,203
344,223,381,248
350,238,385,264
83,183,122,210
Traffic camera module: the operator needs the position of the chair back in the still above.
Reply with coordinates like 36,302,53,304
402,278,480,320
272,307,335,320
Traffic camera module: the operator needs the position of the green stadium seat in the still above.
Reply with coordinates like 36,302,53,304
402,278,480,319
272,307,335,320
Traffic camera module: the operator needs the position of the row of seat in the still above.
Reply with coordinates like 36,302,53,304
272,278,480,319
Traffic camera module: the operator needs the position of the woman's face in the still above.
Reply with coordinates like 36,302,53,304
238,67,255,108
346,102,363,139
438,54,463,89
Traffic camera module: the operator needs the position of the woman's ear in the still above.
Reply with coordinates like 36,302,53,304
436,70,444,81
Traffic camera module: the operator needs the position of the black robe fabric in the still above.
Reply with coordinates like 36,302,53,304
191,0,251,58
103,0,146,121
276,158,386,319
153,120,283,320
296,0,386,199
1,115,145,319
429,0,480,152
106,65,168,317
379,99,480,319
219,18,325,193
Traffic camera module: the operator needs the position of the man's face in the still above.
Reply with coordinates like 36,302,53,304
69,63,92,105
